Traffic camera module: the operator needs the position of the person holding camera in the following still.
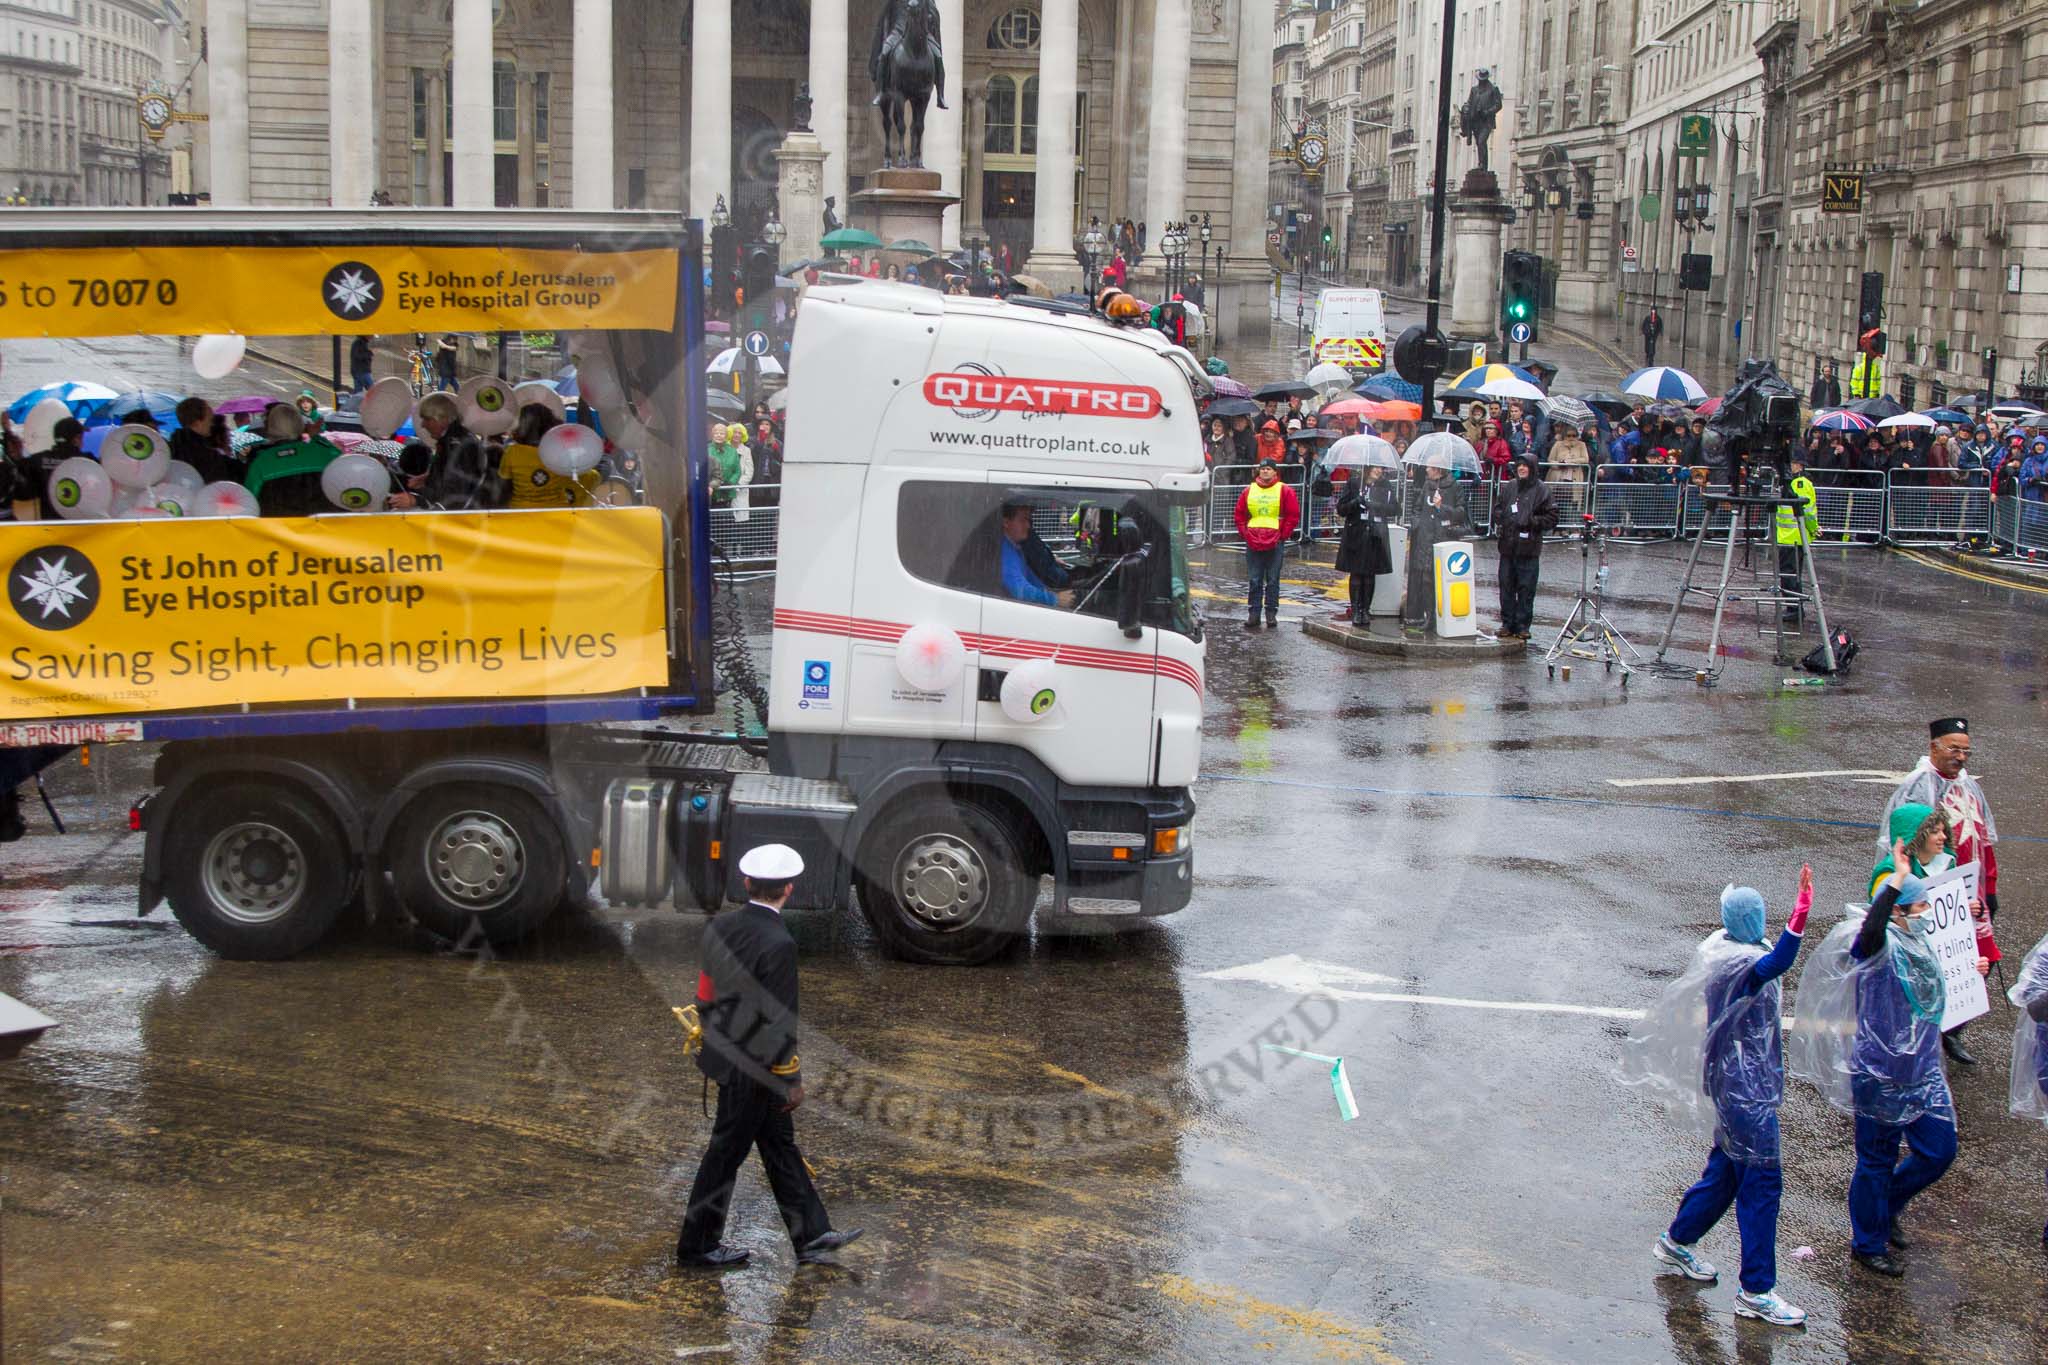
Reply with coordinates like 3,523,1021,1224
1333,463,1398,625
1493,453,1558,641
1401,460,1471,636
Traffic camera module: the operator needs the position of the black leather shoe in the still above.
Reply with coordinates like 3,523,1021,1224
1854,1250,1905,1278
797,1228,864,1264
1887,1219,1909,1249
1265,616,1279,628
1244,618,1261,630
676,1245,750,1269
1942,1032,1977,1066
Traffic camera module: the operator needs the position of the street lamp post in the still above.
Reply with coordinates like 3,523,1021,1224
1418,0,1461,430
1081,217,1108,296
1196,213,1213,295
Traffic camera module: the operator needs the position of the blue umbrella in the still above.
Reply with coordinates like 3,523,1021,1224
84,389,184,428
551,371,580,400
1355,374,1423,402
6,380,120,423
1620,366,1708,402
1919,407,1970,424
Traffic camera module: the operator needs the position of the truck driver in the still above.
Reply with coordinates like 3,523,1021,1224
999,502,1075,608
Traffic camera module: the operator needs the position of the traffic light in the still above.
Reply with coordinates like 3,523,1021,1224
1859,327,1887,358
709,223,737,320
1858,270,1885,333
741,247,777,313
1322,226,1334,251
1392,323,1449,385
1501,250,1541,341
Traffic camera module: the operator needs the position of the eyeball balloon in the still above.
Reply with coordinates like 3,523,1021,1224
21,397,72,453
142,483,191,517
47,456,113,519
359,376,415,441
161,460,205,492
998,658,1061,724
108,485,146,516
895,623,967,692
194,481,260,517
103,424,170,487
460,376,517,436
192,333,247,380
538,423,605,476
512,380,567,425
320,452,392,512
125,504,171,519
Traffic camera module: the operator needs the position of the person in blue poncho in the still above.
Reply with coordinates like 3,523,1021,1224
2006,930,2048,1253
1639,869,1813,1328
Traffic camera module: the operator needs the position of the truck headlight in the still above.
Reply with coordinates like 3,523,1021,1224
1152,825,1189,857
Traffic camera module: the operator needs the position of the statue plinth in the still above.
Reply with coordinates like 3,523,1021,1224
774,129,829,267
1448,179,1514,341
852,167,959,253
1459,168,1499,200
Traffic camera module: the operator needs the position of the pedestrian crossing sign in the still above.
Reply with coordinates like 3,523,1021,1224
1677,114,1712,158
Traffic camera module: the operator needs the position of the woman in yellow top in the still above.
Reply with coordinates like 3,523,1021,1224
498,402,602,508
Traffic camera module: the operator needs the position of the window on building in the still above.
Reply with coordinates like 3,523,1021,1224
1539,20,1551,69
492,61,516,142
985,73,1017,153
533,71,550,144
1021,75,1039,155
412,69,428,141
989,6,1041,51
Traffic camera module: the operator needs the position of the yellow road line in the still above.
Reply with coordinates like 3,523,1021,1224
1896,548,2048,597
1148,1275,1404,1363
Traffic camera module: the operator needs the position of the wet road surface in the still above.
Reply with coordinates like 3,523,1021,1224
6,501,2048,1357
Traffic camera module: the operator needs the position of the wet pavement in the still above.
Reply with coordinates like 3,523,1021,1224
4,525,2046,1362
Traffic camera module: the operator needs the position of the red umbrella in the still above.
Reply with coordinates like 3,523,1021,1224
1695,396,1722,416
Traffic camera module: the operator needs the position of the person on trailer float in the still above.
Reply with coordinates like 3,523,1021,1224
676,844,863,1269
388,392,502,511
4,416,85,520
2006,926,2048,1253
1633,869,1815,1328
1235,457,1301,630
498,402,599,509
1878,717,2001,1066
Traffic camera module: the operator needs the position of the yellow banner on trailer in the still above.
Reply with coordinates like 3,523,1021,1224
0,509,670,719
0,244,678,337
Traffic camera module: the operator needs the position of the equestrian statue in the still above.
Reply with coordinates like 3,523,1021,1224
869,0,948,169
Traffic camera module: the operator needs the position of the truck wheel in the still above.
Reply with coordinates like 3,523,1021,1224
163,783,351,960
856,800,1032,966
391,784,566,946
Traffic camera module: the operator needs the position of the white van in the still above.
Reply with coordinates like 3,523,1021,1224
1310,288,1388,373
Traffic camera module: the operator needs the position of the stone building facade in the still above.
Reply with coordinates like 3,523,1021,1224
1508,0,1627,318
79,0,170,204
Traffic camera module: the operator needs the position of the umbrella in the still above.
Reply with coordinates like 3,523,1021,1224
2012,411,2048,430
213,395,277,417
85,389,184,427
1621,366,1707,402
1403,431,1482,474
1204,357,1231,376
1845,396,1905,419
550,372,580,400
1645,402,1690,421
1323,433,1401,470
1810,409,1874,432
1306,362,1355,397
1577,390,1634,418
886,238,937,254
1540,395,1597,430
229,429,266,454
6,380,119,423
708,346,786,378
1254,380,1315,401
821,227,884,251
1919,407,1970,424
1878,412,1936,429
1208,376,1253,399
1286,428,1343,445
1985,401,2043,421
1007,273,1052,299
1694,396,1723,417
1317,396,1376,419
1443,363,1546,402
1203,397,1261,419
1356,374,1424,403
706,389,747,418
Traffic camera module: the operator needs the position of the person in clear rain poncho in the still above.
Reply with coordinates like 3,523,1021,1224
2008,931,2048,1252
1620,869,1813,1328
1788,846,1988,1278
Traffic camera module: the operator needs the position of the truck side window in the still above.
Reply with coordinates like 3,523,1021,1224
897,481,1141,615
898,480,1003,596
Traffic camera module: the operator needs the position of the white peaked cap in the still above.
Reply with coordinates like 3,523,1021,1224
738,844,805,880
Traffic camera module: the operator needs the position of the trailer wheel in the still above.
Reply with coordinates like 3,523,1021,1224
855,799,1031,966
163,783,351,960
391,784,566,946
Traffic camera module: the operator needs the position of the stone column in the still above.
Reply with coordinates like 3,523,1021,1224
1229,0,1276,340
808,0,848,215
205,0,249,204
451,0,493,207
572,0,613,207
1143,0,1189,244
1025,0,1080,281
328,0,376,206
426,73,448,206
516,73,537,205
929,0,964,247
690,0,732,221
775,130,829,266
1108,0,1134,220
1449,187,1512,339
961,79,988,246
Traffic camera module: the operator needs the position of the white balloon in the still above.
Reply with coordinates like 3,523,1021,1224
21,397,72,452
142,483,191,517
460,375,518,436
108,486,146,516
538,423,605,476
578,356,624,411
319,452,392,512
998,657,1061,724
359,376,415,440
102,424,171,487
512,380,567,425
162,459,205,492
47,455,112,519
124,504,171,519
192,333,247,380
895,623,967,692
194,481,260,517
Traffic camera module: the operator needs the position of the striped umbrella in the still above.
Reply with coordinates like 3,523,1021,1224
1620,366,1708,402
6,380,119,423
1442,362,1546,401
1356,374,1424,403
1810,409,1874,433
1207,375,1253,399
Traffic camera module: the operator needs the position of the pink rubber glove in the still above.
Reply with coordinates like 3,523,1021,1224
1787,865,1814,935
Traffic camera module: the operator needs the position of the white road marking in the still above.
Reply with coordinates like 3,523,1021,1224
1201,953,1646,1021
1604,769,1905,789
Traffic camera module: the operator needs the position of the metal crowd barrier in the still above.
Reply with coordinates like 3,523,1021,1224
708,487,782,566
2003,495,2048,556
1590,466,1684,537
1883,471,1991,544
1810,470,1887,541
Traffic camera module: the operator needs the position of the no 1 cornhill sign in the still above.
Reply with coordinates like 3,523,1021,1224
1822,165,1864,215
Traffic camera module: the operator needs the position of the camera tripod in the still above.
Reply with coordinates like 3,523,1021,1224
1544,512,1640,683
1650,483,1836,684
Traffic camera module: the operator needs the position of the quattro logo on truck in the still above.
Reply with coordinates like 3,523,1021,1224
9,545,100,631
923,373,1162,420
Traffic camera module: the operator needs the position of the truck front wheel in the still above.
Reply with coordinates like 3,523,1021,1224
390,784,566,946
163,782,352,960
855,800,1032,966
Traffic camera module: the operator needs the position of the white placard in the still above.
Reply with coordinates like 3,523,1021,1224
1916,864,1989,1031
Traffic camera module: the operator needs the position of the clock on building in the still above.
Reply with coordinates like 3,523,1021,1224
138,94,173,139
1296,133,1328,174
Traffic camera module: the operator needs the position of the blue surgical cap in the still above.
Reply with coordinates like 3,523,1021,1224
1896,873,1928,908
1721,885,1767,944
